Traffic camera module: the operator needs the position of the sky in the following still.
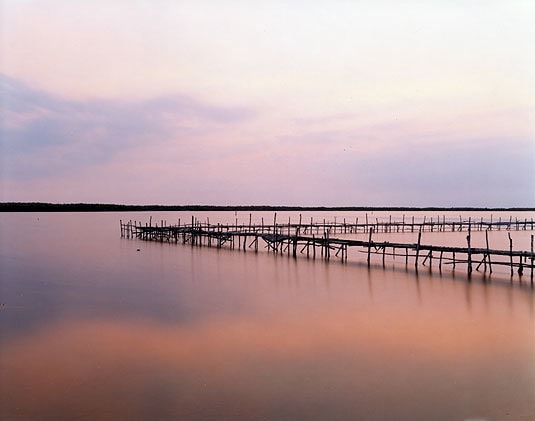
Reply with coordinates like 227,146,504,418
1,0,534,207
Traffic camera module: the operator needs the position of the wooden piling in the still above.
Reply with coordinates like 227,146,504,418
415,230,422,268
467,222,472,277
531,234,534,283
508,232,514,277
367,227,373,266
486,230,492,273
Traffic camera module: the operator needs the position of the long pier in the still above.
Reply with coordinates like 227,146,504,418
120,215,535,283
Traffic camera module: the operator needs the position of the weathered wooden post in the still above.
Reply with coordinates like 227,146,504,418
485,229,492,273
467,221,472,277
367,227,374,266
508,232,513,277
415,230,422,269
530,234,534,283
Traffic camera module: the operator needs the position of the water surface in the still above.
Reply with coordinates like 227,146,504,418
1,212,534,420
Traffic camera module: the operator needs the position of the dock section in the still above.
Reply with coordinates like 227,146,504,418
120,215,535,283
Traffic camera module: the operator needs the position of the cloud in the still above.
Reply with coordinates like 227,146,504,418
1,74,533,206
264,116,535,207
0,74,255,181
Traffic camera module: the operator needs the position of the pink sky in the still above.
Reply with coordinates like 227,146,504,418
1,1,534,206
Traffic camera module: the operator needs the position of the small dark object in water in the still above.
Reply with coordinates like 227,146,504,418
137,248,141,252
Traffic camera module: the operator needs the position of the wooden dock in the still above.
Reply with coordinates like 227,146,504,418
120,215,535,283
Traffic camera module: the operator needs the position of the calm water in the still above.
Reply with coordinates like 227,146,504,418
0,211,534,420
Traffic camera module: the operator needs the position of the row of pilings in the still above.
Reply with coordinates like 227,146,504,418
120,215,535,284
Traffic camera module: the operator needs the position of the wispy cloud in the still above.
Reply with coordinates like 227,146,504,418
1,74,533,206
1,74,255,181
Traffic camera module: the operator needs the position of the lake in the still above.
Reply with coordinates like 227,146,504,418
1,211,534,420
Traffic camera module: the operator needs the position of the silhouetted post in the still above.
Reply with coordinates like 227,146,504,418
467,221,472,277
367,227,373,266
415,230,422,268
486,229,492,273
530,234,534,283
326,231,330,260
508,232,514,277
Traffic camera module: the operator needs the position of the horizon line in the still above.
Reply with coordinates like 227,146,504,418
1,202,534,212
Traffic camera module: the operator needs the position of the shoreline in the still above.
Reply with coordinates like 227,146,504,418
1,202,533,212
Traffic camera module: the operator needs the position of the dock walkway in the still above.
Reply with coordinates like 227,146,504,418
121,216,535,283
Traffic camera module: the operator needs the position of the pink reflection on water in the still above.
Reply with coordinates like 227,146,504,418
1,306,533,421
0,212,534,420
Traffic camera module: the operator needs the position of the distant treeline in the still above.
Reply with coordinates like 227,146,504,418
1,202,533,212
